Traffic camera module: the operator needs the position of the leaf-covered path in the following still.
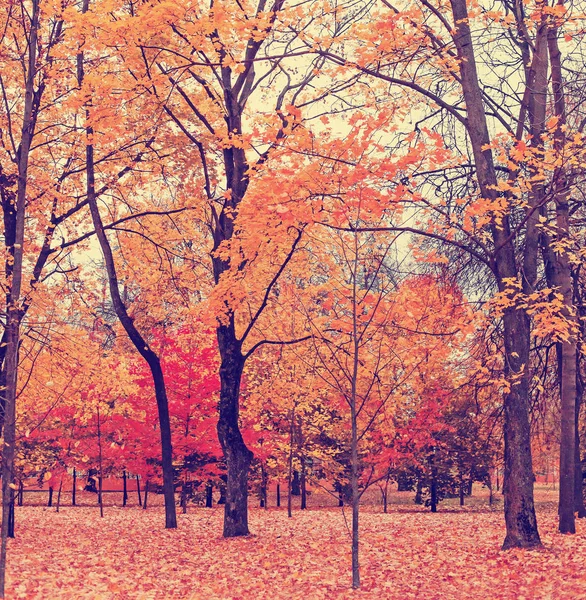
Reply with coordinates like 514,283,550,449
6,502,586,599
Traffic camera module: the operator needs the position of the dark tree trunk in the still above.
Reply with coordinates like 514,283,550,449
17,481,23,507
430,462,438,513
97,406,104,518
206,482,213,508
287,407,295,518
72,468,76,506
7,493,14,540
300,457,307,510
80,30,177,527
291,470,301,496
122,471,128,507
414,479,423,505
215,331,252,536
276,483,281,508
143,480,149,510
0,4,40,594
449,0,541,549
459,482,465,507
47,487,53,508
260,464,268,509
56,479,63,513
218,480,226,505
575,370,586,517
338,491,344,507
136,476,142,508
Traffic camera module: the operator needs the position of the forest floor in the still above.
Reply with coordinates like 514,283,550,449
6,486,586,599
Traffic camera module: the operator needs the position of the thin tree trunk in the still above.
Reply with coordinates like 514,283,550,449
47,487,53,508
72,468,76,506
547,19,578,535
7,493,14,540
276,483,281,508
300,457,307,510
287,406,295,519
78,10,176,528
430,456,438,514
137,476,142,508
0,2,40,595
143,480,149,510
575,368,586,517
56,478,63,513
17,481,23,508
260,464,268,509
206,482,213,508
97,406,104,518
122,471,128,507
350,226,360,590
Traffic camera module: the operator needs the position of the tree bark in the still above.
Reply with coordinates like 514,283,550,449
136,476,142,508
539,16,577,534
56,478,63,513
72,468,77,506
78,0,176,529
215,330,252,536
430,456,438,514
449,0,541,549
122,471,128,507
206,482,213,508
300,458,307,510
0,2,40,595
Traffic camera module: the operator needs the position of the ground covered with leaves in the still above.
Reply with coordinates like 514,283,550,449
7,494,586,599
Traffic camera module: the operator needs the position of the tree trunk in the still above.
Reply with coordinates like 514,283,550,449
72,468,76,506
287,406,295,519
0,2,40,595
260,464,268,509
430,458,438,513
300,457,307,510
122,471,128,507
79,21,177,528
7,493,14,540
56,478,63,513
449,0,541,549
97,406,104,518
291,471,301,496
206,482,213,508
415,479,423,505
547,20,578,535
459,481,465,507
47,487,53,508
137,476,142,508
143,480,149,510
17,481,23,508
276,483,281,508
575,373,586,517
216,331,252,536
